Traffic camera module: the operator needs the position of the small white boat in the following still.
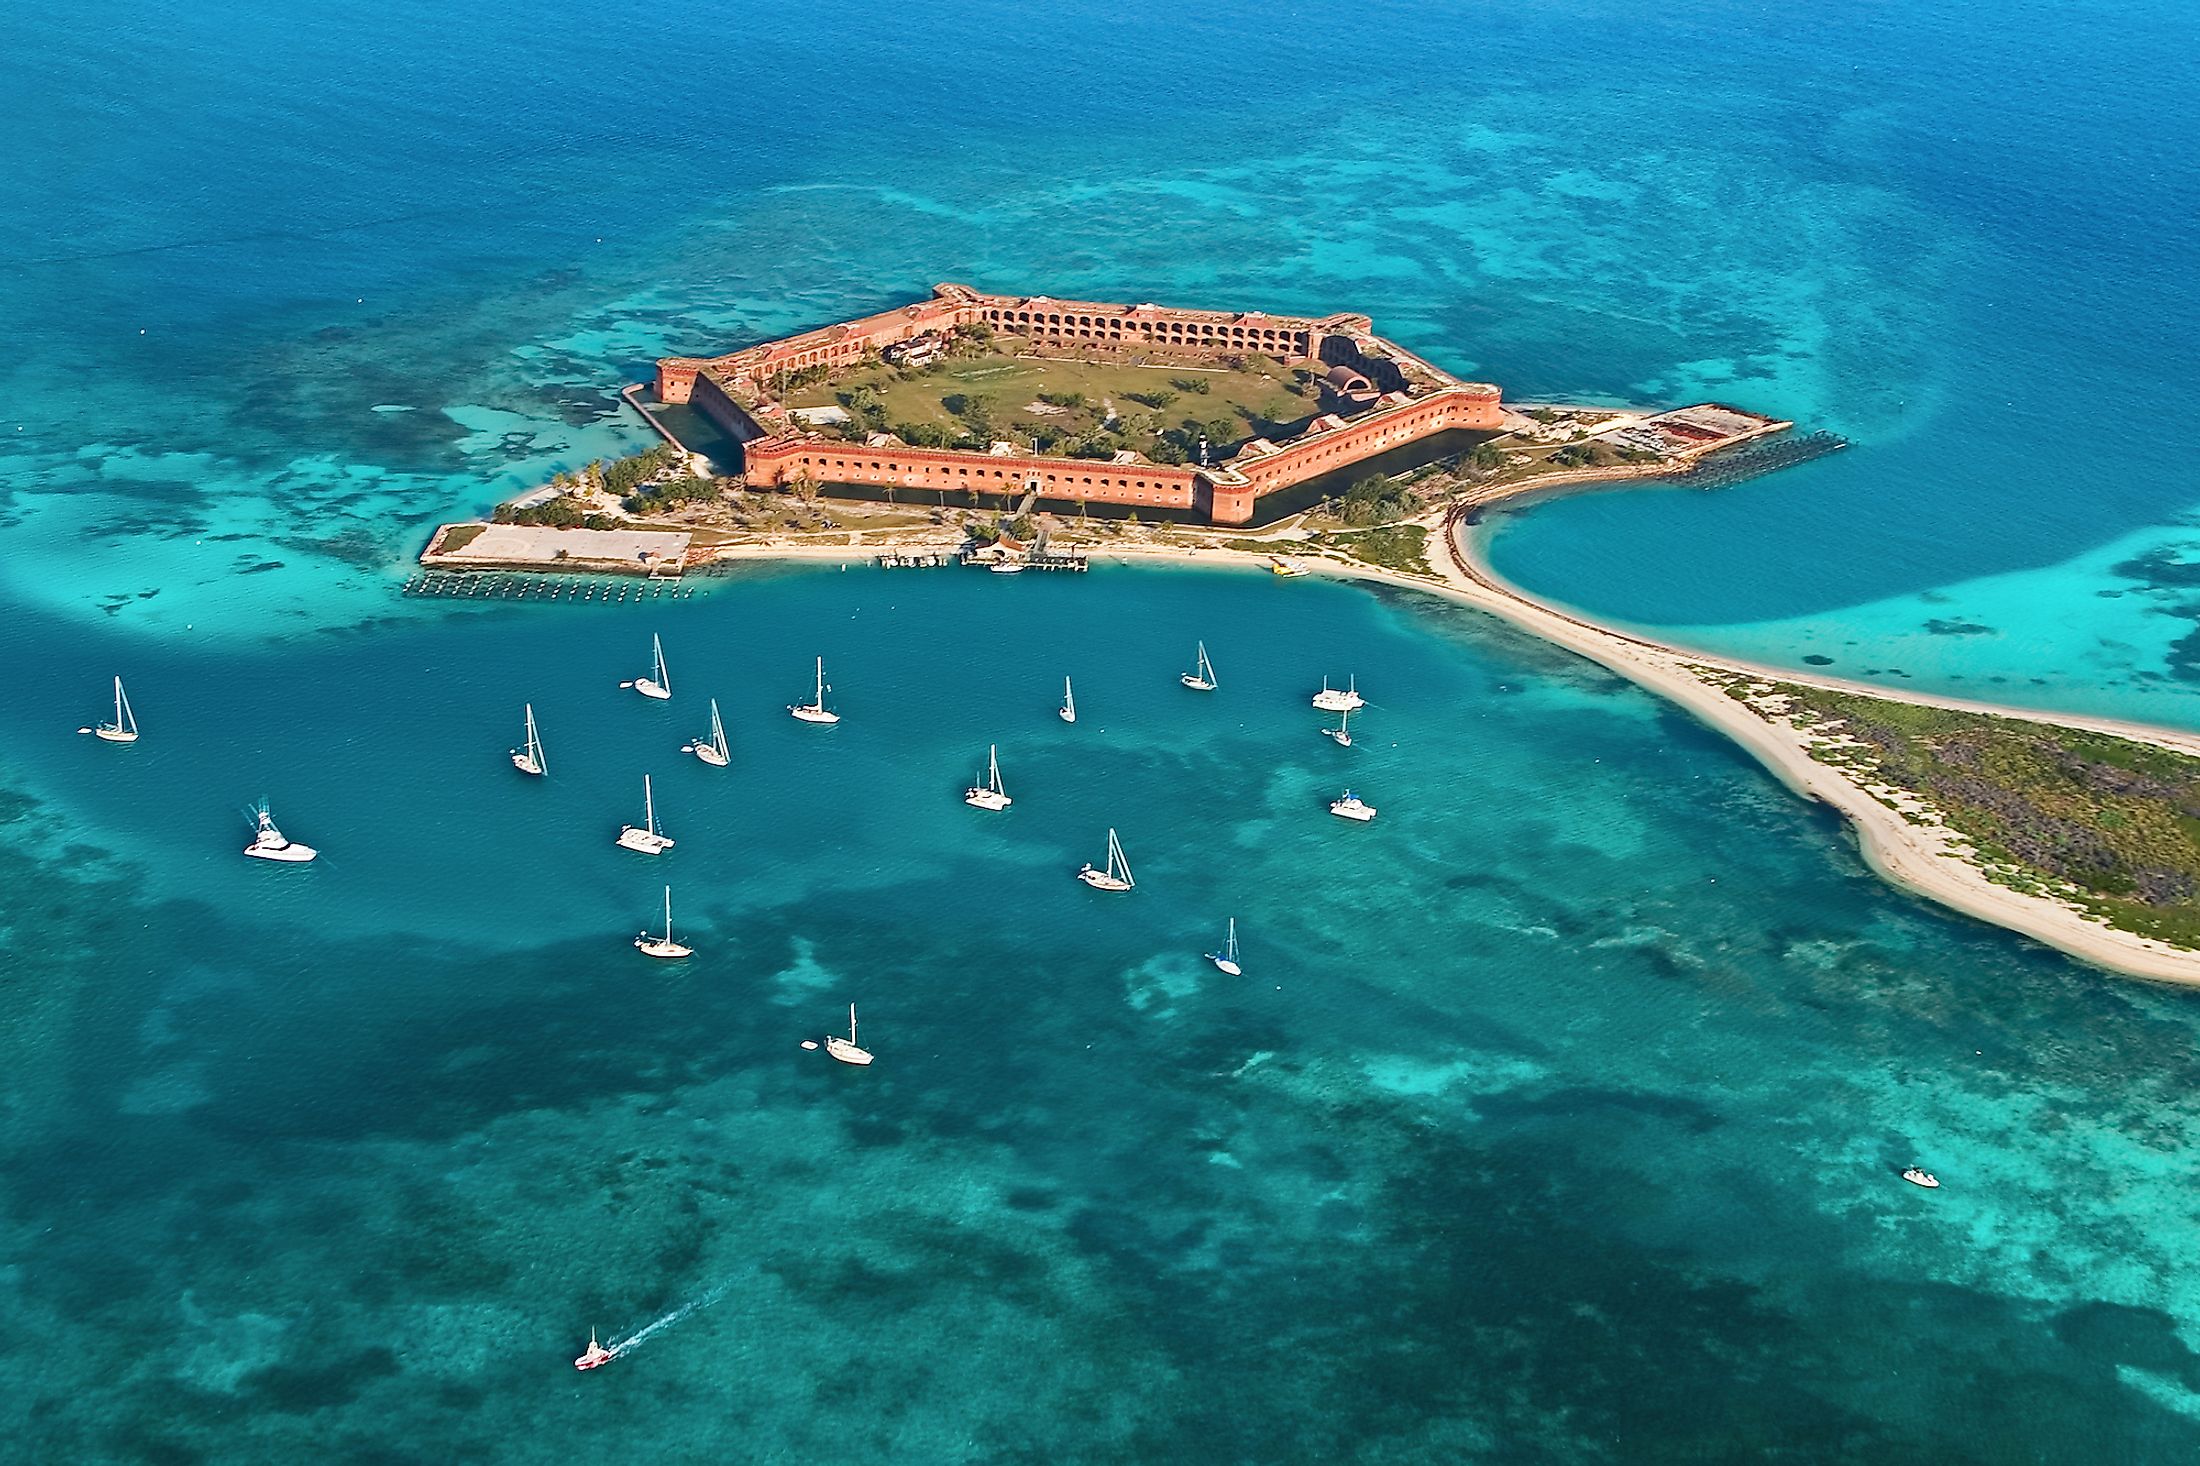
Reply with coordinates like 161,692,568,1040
635,885,693,959
825,1003,874,1066
81,676,140,744
1180,640,1217,692
616,774,675,854
1901,1167,1941,1190
1323,706,1354,747
683,698,729,767
243,804,317,862
1059,675,1077,724
1312,675,1365,713
1077,827,1135,891
1329,790,1377,822
1205,917,1242,976
624,633,672,700
963,743,1011,810
789,655,840,725
510,702,546,776
990,559,1026,575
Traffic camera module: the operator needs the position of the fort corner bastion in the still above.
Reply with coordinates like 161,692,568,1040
654,283,1504,526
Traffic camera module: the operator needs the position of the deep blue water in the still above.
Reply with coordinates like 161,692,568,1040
6,2,2200,1460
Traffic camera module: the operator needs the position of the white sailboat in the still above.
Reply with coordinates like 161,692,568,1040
623,634,672,700
963,744,1011,810
1059,676,1077,724
635,885,693,959
81,676,140,743
243,803,317,862
510,703,546,775
789,656,840,725
1179,640,1217,692
825,1004,874,1066
1077,827,1135,891
1312,675,1365,712
616,774,676,853
1323,706,1354,747
683,698,729,766
1329,790,1377,822
1205,917,1242,976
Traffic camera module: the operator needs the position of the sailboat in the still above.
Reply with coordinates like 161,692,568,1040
825,1004,874,1066
510,703,546,775
616,774,675,853
1329,790,1377,822
1179,641,1217,692
635,885,693,959
1323,706,1354,747
683,698,729,766
80,676,140,743
1077,827,1135,891
788,656,840,725
1312,675,1365,712
243,803,318,862
623,634,672,700
1205,917,1242,976
963,744,1011,810
1059,676,1077,724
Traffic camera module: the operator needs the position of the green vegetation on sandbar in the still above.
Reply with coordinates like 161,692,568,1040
1733,682,2200,947
436,523,488,554
1319,525,1432,576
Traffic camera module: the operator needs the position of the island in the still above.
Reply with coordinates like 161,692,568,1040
417,283,2200,985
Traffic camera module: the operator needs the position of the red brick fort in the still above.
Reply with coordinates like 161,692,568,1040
656,284,1503,525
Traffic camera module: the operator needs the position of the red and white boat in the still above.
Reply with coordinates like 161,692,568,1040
575,1329,614,1371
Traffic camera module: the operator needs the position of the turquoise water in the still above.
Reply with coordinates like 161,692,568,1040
8,1,2200,1458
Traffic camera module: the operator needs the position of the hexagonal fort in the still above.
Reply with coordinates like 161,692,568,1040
656,284,1503,524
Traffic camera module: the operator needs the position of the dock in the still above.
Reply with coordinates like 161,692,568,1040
400,571,700,602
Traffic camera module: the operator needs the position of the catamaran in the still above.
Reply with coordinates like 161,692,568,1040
1180,641,1217,692
825,1004,874,1066
1312,675,1365,712
80,676,139,744
789,656,840,725
635,885,693,959
510,703,546,776
1077,827,1135,891
1323,706,1354,748
243,804,317,862
1205,917,1242,976
683,698,729,766
616,774,675,854
1059,675,1077,724
624,634,672,700
1329,790,1377,823
574,1330,615,1371
964,744,1011,810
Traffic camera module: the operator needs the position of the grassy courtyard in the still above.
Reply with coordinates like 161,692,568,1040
782,350,1320,462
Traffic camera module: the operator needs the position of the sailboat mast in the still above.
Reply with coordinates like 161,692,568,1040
815,656,825,706
663,885,673,940
643,775,655,834
849,1003,858,1045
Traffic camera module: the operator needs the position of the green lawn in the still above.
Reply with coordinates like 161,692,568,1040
785,352,1317,456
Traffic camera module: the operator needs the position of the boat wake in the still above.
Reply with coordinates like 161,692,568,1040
608,1280,732,1359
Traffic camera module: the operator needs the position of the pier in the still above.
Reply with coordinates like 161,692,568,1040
399,570,701,602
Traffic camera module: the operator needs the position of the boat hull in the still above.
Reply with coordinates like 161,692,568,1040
689,744,729,766
1312,692,1365,712
617,827,673,854
1059,709,1076,723
511,752,543,775
964,790,1011,810
1180,675,1215,691
93,727,139,744
1329,801,1376,822
633,679,671,700
244,842,317,862
1208,956,1242,976
635,938,693,959
824,1038,874,1066
1077,867,1133,892
789,706,840,725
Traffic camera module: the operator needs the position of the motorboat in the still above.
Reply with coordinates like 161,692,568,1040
825,1004,874,1066
1312,675,1365,713
1179,640,1217,692
1323,706,1354,747
624,633,672,700
1077,827,1135,891
575,1330,615,1371
616,774,675,854
989,559,1026,574
1901,1167,1941,1190
1329,791,1377,823
82,676,140,743
511,702,546,776
635,885,693,959
243,805,318,862
789,656,840,725
1205,917,1242,976
963,744,1011,810
684,698,729,767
